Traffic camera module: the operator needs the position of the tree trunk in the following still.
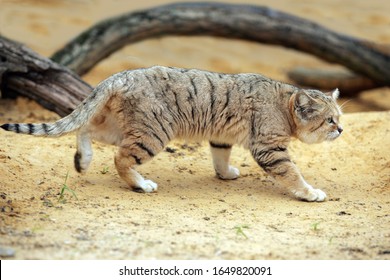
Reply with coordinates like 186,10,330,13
287,67,378,95
0,36,92,117
287,42,390,93
52,2,390,86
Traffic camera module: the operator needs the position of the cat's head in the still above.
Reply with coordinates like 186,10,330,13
290,88,343,144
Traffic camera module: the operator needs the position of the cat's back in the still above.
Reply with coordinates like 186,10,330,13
113,66,271,141
123,65,270,92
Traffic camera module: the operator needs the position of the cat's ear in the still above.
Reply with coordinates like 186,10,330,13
295,91,312,108
325,88,340,99
294,91,320,120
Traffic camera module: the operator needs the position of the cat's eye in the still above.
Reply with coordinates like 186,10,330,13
326,117,334,124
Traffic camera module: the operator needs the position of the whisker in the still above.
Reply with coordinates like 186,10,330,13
339,99,353,111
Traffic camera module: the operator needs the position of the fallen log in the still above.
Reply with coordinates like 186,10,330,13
52,2,390,86
287,42,390,93
287,67,379,95
0,36,92,117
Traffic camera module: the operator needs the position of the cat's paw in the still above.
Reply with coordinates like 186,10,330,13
306,188,327,202
217,166,240,180
74,151,92,174
294,188,327,202
133,180,158,193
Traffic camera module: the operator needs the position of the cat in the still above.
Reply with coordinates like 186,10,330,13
1,66,343,202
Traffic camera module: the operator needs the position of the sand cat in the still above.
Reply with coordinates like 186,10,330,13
1,66,343,202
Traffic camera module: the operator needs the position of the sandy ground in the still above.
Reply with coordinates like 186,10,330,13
0,0,389,260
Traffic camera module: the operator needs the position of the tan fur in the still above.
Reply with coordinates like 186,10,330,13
1,66,343,201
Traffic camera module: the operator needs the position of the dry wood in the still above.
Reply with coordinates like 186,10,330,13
0,36,92,117
287,42,390,93
52,2,390,85
287,67,379,95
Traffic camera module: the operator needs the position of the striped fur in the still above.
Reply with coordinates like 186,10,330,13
1,66,343,201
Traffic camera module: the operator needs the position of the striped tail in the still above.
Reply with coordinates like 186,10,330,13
0,97,97,136
0,72,120,136
0,120,80,136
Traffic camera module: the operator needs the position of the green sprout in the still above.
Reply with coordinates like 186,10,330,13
58,172,78,203
234,225,250,239
100,166,109,174
311,221,322,232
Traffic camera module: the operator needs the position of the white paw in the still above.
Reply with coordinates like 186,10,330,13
312,188,327,202
294,188,327,202
134,180,158,193
217,166,240,180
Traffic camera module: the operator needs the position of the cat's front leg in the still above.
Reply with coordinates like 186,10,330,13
209,141,240,180
251,145,326,202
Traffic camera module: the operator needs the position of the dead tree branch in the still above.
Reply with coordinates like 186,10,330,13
287,42,390,93
52,2,390,86
0,36,92,117
287,67,379,95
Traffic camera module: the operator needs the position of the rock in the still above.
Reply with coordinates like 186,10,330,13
0,247,15,258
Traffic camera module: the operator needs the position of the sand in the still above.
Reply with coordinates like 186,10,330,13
0,0,389,259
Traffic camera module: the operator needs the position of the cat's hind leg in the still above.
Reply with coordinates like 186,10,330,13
74,129,93,173
210,141,240,180
115,137,162,193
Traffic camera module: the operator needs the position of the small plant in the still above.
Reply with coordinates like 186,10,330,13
58,172,78,203
100,166,109,174
234,225,250,239
311,221,322,232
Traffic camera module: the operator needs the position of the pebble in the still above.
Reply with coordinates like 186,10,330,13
0,247,15,258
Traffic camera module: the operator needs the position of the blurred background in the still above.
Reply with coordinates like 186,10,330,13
1,0,390,112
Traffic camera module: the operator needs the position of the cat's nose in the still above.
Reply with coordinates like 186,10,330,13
337,126,343,134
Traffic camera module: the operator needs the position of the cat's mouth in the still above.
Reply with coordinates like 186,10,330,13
327,130,342,141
